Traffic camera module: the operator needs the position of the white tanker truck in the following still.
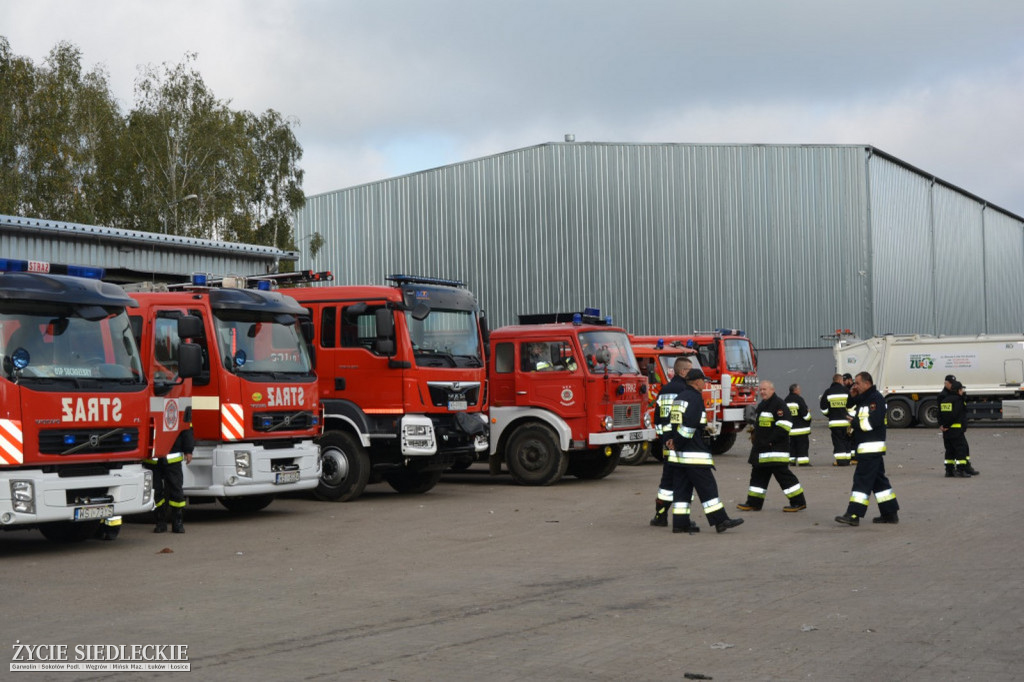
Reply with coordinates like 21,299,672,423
834,333,1024,428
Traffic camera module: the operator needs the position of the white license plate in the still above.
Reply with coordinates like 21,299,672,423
629,431,644,441
275,471,301,485
448,400,468,411
74,504,114,521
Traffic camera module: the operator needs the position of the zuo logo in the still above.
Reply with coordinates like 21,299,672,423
909,354,934,370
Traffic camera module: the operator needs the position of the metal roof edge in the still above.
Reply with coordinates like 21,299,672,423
0,214,288,259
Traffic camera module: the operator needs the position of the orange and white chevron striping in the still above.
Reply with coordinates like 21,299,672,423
221,403,245,441
0,419,24,465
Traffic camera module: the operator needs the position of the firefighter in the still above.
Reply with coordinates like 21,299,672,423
939,381,973,477
835,372,900,526
650,362,744,534
737,380,808,512
526,343,552,371
145,428,194,533
785,383,812,466
820,373,853,466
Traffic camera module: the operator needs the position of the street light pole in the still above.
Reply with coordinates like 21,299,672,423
161,194,199,234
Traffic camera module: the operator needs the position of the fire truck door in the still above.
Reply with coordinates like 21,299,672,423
515,339,585,419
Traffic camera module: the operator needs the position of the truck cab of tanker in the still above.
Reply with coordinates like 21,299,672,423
487,310,655,486
0,259,197,542
283,274,489,502
631,330,757,454
127,274,322,513
628,336,717,464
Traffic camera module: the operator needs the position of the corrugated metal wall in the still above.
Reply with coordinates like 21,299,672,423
1,215,288,282
866,155,1024,336
295,143,1022,349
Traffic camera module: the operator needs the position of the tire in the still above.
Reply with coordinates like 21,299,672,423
219,494,274,513
447,457,474,472
505,423,567,486
710,430,738,455
385,470,443,494
917,398,940,429
886,399,913,429
316,430,371,502
38,521,101,543
568,448,621,480
617,442,648,466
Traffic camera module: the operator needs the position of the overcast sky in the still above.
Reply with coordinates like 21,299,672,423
3,0,1023,215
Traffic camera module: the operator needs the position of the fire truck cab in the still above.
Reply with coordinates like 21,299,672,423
628,336,716,465
127,275,321,512
631,330,758,454
285,275,489,502
0,260,196,542
486,311,655,485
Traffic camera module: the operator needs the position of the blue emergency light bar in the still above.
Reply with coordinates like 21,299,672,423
0,258,105,280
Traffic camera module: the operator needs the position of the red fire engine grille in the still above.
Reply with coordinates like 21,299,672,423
612,403,642,428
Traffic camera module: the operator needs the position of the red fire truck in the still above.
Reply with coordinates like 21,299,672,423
631,330,758,454
628,336,716,465
0,259,199,541
284,275,489,502
127,274,321,512
485,311,655,485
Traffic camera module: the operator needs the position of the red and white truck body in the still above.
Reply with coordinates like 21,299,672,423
486,313,655,485
0,261,161,540
128,280,321,511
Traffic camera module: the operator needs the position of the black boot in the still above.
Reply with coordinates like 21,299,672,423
649,500,669,527
171,508,185,534
153,506,168,533
672,519,701,534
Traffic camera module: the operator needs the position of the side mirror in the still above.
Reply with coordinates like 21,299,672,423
345,302,368,319
375,308,395,339
177,315,204,339
178,343,203,379
375,338,396,356
411,302,430,321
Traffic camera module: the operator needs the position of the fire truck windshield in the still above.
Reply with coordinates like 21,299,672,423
1,307,144,383
405,309,482,368
213,312,313,376
723,339,755,372
580,330,640,375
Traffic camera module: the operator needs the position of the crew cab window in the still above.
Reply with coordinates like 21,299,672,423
494,342,514,373
320,306,336,348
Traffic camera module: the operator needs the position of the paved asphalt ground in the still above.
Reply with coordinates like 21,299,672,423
3,424,1022,681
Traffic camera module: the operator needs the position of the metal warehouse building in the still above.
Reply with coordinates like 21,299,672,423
293,142,1024,350
0,214,295,283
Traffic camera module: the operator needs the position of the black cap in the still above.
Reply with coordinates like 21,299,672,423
842,373,853,381
685,368,707,381
945,374,957,382
951,380,964,392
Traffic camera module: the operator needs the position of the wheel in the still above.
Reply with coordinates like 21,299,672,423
617,442,648,466
385,470,443,494
568,448,621,479
447,456,474,472
38,521,101,543
917,398,939,429
219,494,274,513
505,423,568,486
886,399,913,429
316,431,371,502
710,430,738,455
